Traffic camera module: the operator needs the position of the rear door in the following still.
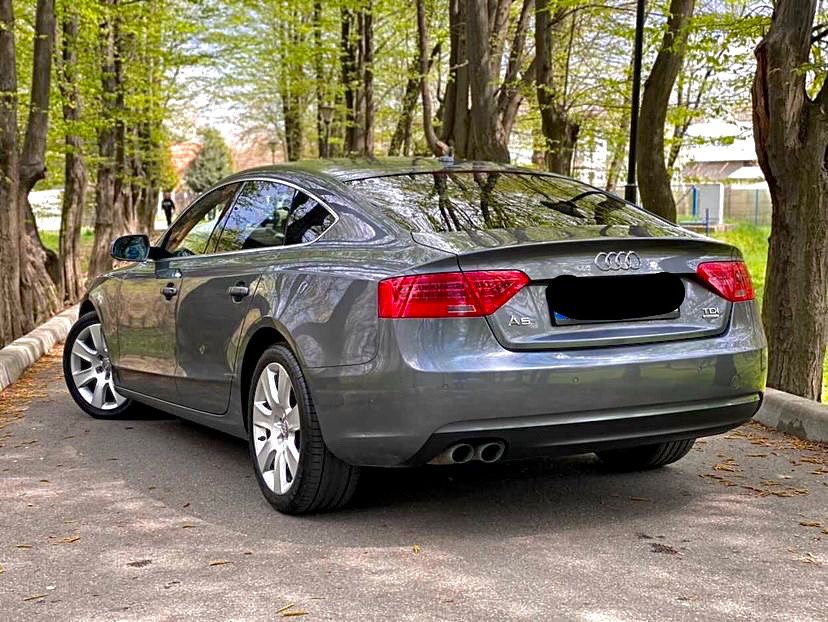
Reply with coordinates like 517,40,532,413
173,179,297,413
116,183,239,401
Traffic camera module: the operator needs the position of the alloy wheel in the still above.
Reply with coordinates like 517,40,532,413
68,323,127,410
252,362,301,494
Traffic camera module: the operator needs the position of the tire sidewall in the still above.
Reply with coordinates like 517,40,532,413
247,345,314,512
63,311,133,419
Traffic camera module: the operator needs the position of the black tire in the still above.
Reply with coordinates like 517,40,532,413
247,345,360,514
63,311,135,419
596,439,695,471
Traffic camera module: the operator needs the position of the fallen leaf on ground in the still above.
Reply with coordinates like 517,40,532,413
282,612,308,618
56,535,80,544
797,552,821,566
629,496,651,502
799,520,823,528
16,544,32,549
412,544,421,554
208,560,232,566
276,604,296,614
22,594,46,602
127,560,152,568
650,543,680,555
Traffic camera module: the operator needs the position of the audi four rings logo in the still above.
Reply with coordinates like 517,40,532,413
594,251,641,271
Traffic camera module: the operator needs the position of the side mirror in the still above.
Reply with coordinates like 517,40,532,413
111,234,150,262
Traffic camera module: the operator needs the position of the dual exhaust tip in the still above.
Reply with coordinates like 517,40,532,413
429,441,505,465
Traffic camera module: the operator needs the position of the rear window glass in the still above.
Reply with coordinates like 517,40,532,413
347,172,683,237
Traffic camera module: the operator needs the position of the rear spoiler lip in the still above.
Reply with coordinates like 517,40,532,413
411,231,740,263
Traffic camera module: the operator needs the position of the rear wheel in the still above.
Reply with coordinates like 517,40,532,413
63,311,133,419
247,345,359,514
596,439,695,471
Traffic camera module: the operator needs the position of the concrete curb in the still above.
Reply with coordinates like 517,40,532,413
754,388,828,444
0,305,78,392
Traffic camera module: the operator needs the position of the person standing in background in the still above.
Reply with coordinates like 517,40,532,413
161,193,176,227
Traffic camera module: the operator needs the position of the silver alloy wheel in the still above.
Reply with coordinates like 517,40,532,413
252,362,301,494
69,323,127,410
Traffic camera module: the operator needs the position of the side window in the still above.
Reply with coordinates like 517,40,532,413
165,183,240,257
213,180,296,253
284,192,335,246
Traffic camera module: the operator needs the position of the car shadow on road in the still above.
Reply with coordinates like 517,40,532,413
76,406,699,547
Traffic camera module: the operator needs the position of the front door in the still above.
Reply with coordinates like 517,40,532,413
116,182,240,403
115,260,182,402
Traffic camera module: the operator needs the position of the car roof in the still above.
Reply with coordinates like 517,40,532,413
229,157,551,184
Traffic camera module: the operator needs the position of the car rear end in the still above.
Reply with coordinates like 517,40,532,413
308,168,767,467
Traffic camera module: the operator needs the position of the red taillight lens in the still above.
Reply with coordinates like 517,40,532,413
696,261,754,302
378,270,529,318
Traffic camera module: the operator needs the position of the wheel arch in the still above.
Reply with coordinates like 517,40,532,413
78,298,97,318
238,319,300,432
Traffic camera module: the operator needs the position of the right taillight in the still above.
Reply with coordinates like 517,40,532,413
696,261,754,302
378,270,529,318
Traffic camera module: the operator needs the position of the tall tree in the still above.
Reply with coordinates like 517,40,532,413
535,0,579,175
440,0,533,161
185,128,234,194
752,0,828,401
88,0,125,280
57,3,87,303
0,0,23,346
636,0,695,221
18,0,61,326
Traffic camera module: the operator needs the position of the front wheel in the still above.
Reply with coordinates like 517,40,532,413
63,311,133,419
596,439,695,471
248,345,360,514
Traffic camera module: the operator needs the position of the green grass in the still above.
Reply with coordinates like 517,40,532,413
711,224,828,401
40,228,95,254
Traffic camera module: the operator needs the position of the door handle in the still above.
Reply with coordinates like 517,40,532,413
161,284,178,299
228,284,250,300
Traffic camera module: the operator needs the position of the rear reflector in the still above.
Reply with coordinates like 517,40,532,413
378,270,529,318
696,261,754,302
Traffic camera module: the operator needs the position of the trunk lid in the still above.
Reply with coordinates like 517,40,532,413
413,231,739,349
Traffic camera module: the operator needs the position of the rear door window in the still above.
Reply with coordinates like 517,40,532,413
213,180,296,252
347,172,683,237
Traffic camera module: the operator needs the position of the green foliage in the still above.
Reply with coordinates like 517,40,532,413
184,128,234,194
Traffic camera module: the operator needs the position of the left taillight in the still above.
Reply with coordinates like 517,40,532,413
378,270,529,318
696,260,754,302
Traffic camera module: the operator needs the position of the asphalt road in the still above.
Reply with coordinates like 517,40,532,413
1,352,825,621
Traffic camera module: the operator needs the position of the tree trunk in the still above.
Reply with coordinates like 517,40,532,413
636,0,695,221
17,0,60,328
88,1,122,280
389,45,439,156
441,0,469,156
58,7,87,304
535,0,579,175
312,0,325,157
752,0,828,401
361,3,374,156
0,0,23,346
415,0,449,156
464,0,510,162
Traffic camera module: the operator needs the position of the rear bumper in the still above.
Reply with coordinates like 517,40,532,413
306,304,767,467
402,394,761,465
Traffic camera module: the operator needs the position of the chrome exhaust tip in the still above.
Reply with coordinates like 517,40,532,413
474,441,505,463
429,443,475,465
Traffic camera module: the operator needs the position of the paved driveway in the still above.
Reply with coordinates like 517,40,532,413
1,351,825,621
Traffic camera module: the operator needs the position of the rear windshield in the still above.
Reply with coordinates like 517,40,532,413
347,172,683,237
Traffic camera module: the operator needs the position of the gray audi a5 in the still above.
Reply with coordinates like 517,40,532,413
63,158,767,514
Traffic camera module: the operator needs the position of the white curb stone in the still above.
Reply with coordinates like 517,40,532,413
0,305,78,392
754,387,828,444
